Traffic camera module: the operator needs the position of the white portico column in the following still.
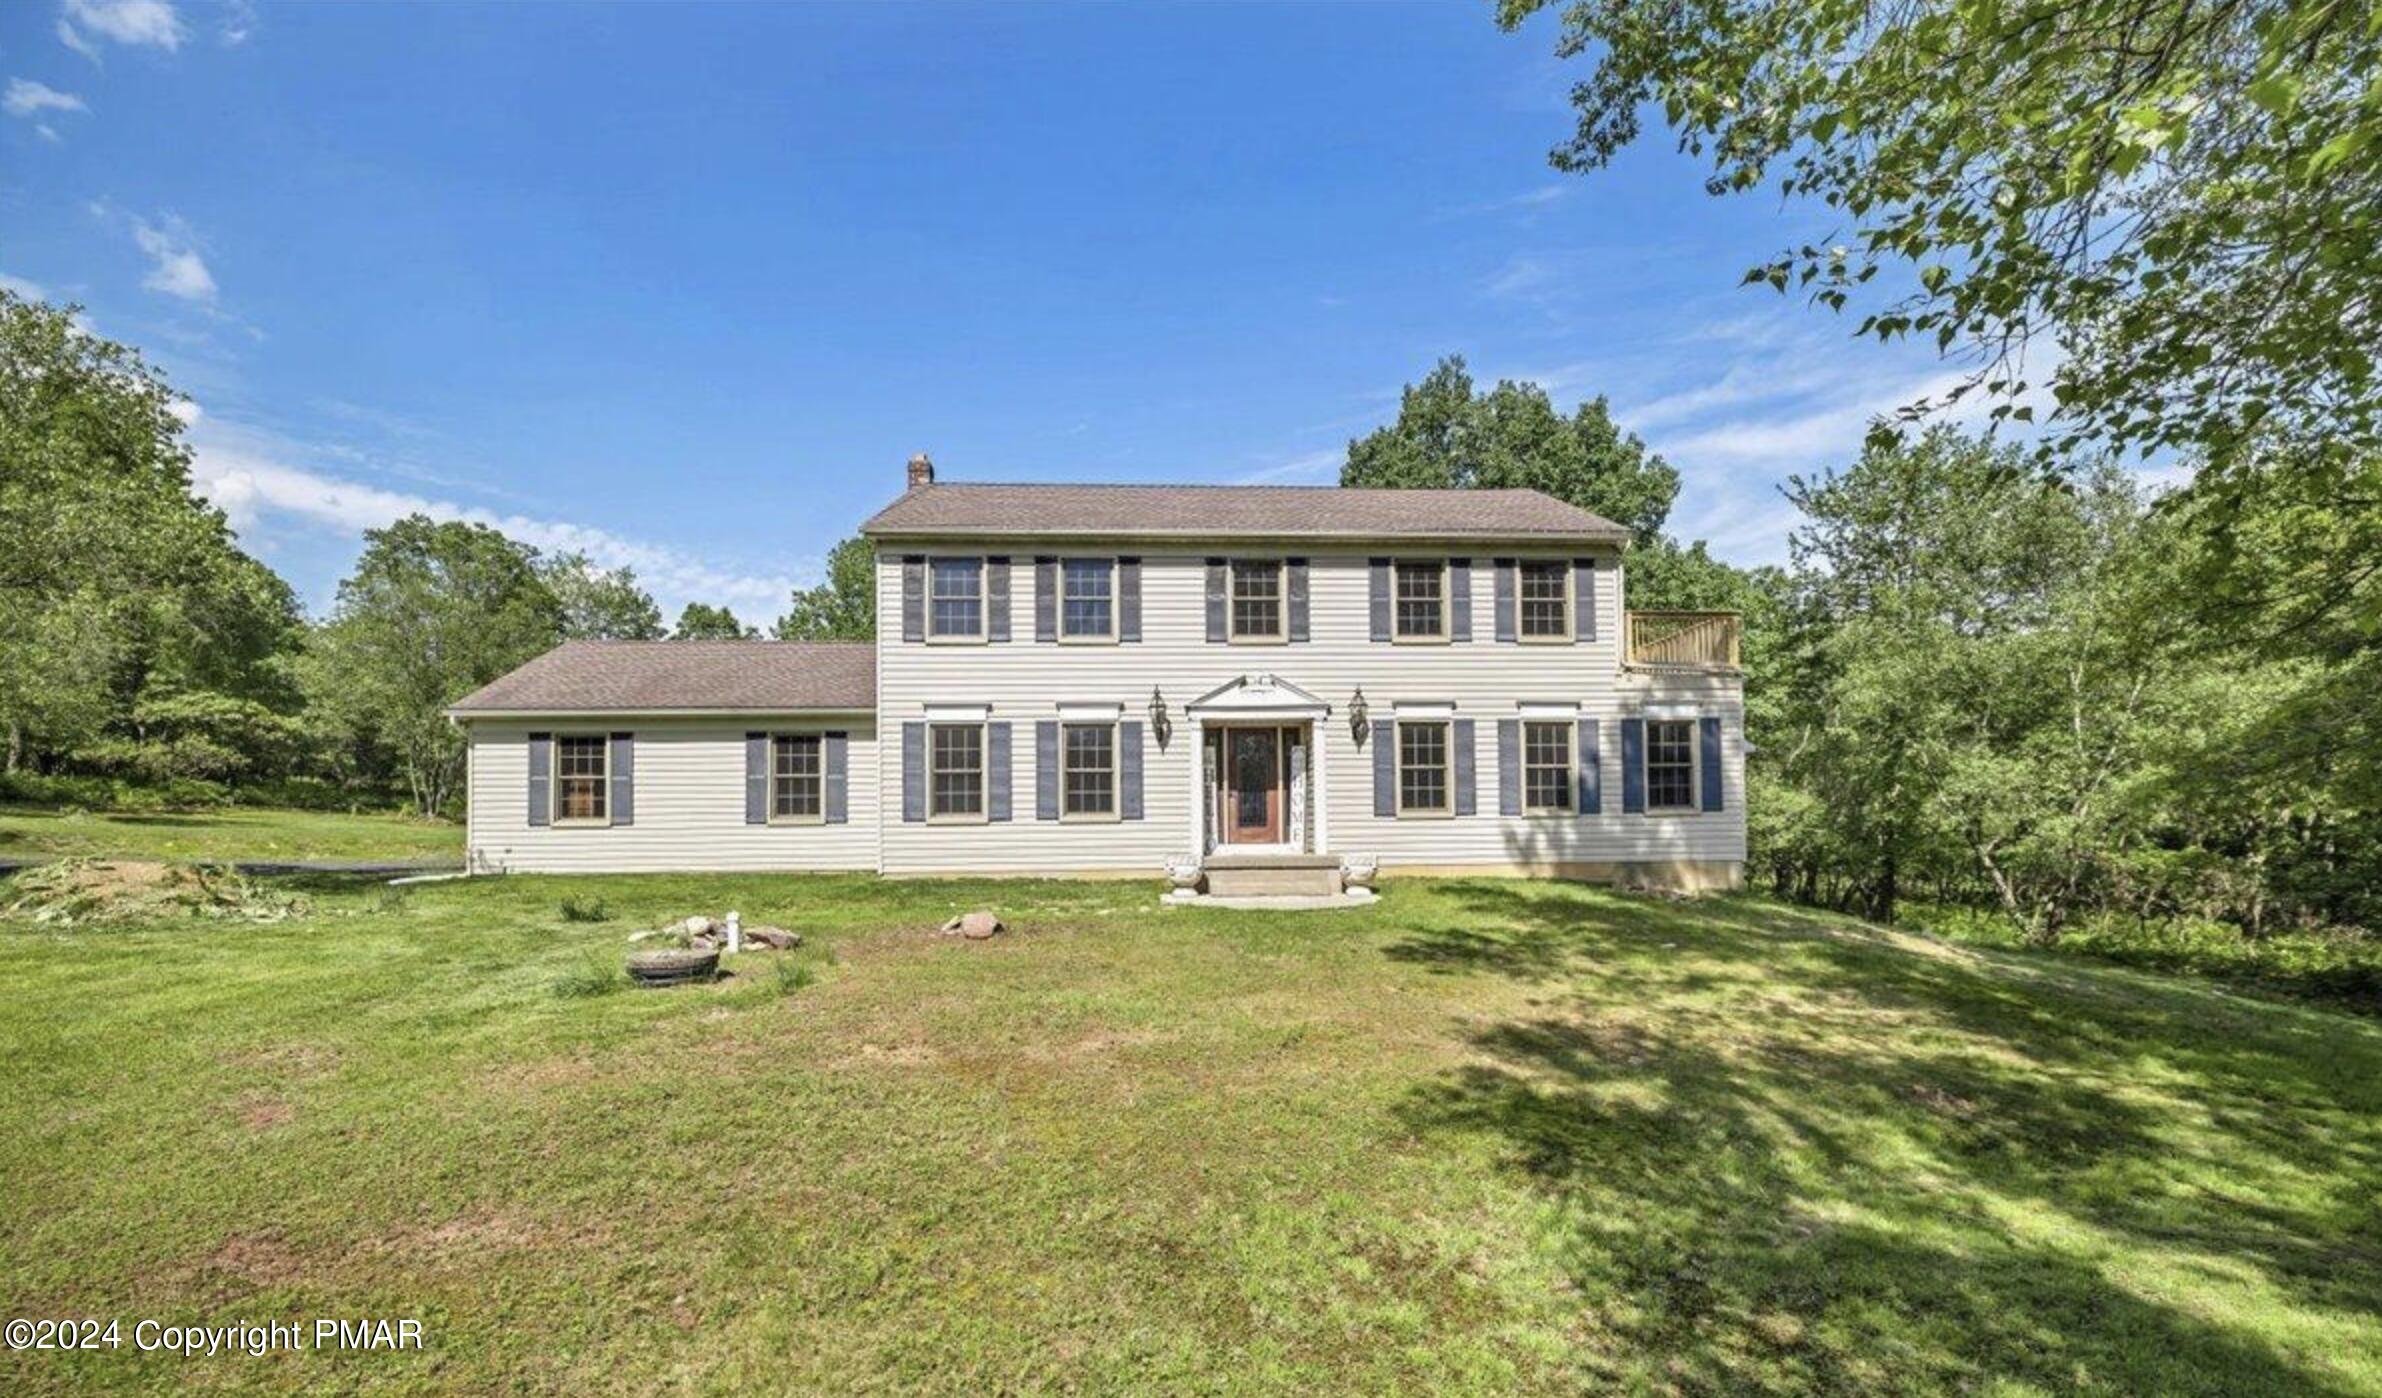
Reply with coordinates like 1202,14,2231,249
1313,716,1330,855
1185,715,1205,864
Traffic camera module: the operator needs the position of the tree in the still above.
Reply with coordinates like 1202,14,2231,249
315,516,561,817
541,551,663,640
773,536,876,641
0,288,302,774
1343,356,1680,543
1498,0,2382,475
672,603,755,640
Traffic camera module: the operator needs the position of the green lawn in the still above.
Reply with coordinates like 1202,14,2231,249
2,874,2376,1395
0,805,461,865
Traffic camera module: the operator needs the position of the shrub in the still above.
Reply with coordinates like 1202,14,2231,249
558,896,612,924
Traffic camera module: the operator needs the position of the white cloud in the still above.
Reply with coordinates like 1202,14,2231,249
1663,370,1971,468
1232,449,1342,485
218,0,254,45
36,124,62,143
185,420,814,617
59,0,186,53
131,216,217,303
5,78,87,117
0,271,50,300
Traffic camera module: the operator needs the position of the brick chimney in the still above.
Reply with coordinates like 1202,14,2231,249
906,451,935,491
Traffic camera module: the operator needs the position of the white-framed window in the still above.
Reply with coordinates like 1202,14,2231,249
1398,720,1451,815
1518,560,1570,640
554,734,608,824
1523,720,1573,812
1230,560,1284,641
1060,559,1115,640
929,722,985,819
1394,560,1446,640
771,734,823,822
1062,721,1117,819
928,557,985,639
1645,719,1697,812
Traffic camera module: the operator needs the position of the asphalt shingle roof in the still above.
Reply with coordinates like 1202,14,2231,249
859,483,1629,543
448,640,874,715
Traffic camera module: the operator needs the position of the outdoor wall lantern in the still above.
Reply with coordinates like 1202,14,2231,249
1149,686,1171,751
1349,687,1370,748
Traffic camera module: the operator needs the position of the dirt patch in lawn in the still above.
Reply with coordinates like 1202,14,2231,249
201,1234,308,1289
222,1041,341,1077
236,1095,295,1130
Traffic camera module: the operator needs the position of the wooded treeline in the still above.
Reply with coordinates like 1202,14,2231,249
0,291,876,818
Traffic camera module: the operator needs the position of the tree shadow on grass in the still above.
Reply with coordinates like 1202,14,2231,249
1389,882,2382,1395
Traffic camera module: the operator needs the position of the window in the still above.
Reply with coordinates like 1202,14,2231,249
771,734,822,821
930,724,985,818
1061,559,1114,639
1398,720,1450,814
1230,560,1283,640
554,735,607,823
1394,561,1445,639
1519,561,1570,639
1524,721,1573,812
1062,722,1116,818
929,558,984,638
1646,719,1696,812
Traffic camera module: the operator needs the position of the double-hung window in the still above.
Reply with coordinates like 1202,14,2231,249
928,558,985,639
1062,722,1116,818
929,723,985,819
1398,720,1450,815
554,735,608,824
1645,719,1696,812
1394,561,1446,640
1518,561,1570,640
771,734,823,821
1061,559,1114,640
1523,721,1573,812
1230,560,1283,641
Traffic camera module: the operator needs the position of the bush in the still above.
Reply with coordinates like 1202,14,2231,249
558,896,611,924
1909,903,2382,1013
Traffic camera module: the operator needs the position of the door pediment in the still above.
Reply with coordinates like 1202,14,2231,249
1186,673,1328,716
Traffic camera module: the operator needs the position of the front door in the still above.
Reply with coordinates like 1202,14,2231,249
1225,727,1283,844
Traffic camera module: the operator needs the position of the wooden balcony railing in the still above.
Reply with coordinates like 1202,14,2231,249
1625,611,1741,671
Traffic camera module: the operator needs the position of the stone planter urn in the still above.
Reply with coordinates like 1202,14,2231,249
1340,855,1379,892
1164,855,1204,893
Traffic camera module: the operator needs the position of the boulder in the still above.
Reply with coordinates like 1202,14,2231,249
938,910,1004,940
682,915,716,937
746,926,801,950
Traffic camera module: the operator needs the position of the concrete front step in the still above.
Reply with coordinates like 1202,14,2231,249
1202,852,1342,897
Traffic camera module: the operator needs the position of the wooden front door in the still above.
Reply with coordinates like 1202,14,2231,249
1224,727,1284,844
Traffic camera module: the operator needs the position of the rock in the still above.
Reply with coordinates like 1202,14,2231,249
939,910,1003,940
682,915,716,936
627,928,675,943
746,926,801,950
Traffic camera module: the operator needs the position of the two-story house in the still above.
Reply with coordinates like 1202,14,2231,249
450,454,1746,893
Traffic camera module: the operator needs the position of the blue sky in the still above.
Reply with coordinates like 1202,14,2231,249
3,0,1973,623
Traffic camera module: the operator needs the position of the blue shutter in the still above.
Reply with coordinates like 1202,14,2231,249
1700,716,1725,812
1120,720,1145,821
1621,718,1645,814
1493,559,1516,642
1118,557,1142,642
1575,558,1598,642
987,558,1011,642
1287,558,1310,642
745,733,768,824
1372,718,1396,816
1578,718,1602,815
1204,559,1227,642
987,722,1012,822
1449,560,1473,642
901,556,925,642
608,732,634,827
1036,720,1059,820
1034,557,1057,642
526,732,552,828
1368,559,1391,641
1498,719,1521,816
824,731,849,824
1453,718,1477,816
901,723,924,822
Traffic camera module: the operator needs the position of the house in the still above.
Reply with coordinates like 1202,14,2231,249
449,454,1746,893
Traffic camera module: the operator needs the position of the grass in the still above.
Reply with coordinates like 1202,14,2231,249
1,873,2377,1395
0,804,461,866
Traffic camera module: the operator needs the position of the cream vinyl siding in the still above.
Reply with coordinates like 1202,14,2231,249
464,718,878,874
875,546,1745,876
